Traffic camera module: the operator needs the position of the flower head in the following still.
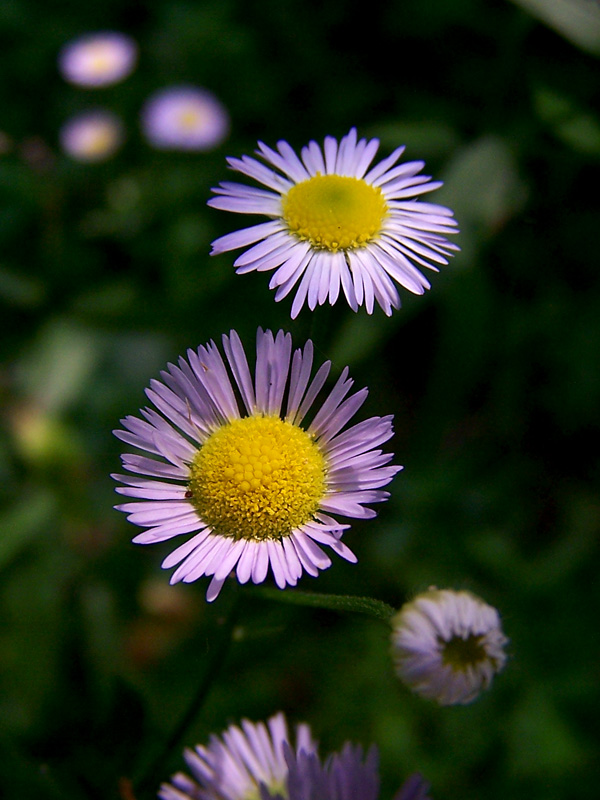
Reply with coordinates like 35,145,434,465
59,110,124,162
159,713,315,800
141,86,229,151
58,31,137,88
159,713,430,800
391,588,508,706
208,128,459,318
113,328,400,601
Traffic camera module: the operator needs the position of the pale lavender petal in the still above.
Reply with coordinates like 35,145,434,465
210,221,283,255
222,329,256,414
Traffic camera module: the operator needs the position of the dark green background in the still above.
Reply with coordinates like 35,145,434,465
1,1,599,798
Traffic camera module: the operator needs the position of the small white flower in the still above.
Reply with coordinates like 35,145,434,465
141,86,230,151
59,32,137,88
59,110,124,162
391,588,508,706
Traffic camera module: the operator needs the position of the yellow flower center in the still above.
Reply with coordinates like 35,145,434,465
281,174,388,252
440,635,489,672
88,44,115,75
83,125,117,156
187,415,327,541
177,107,202,131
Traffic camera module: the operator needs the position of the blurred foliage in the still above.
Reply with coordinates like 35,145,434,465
1,0,599,799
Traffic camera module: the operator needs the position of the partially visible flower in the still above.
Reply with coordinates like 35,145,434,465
278,743,380,800
391,588,508,706
159,713,315,800
208,128,459,318
159,713,430,800
59,110,124,162
113,328,399,601
393,772,431,800
141,86,229,151
58,31,137,88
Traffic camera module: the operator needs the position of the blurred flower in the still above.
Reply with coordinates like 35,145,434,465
58,31,137,88
209,128,459,318
393,772,432,800
391,588,508,705
59,110,124,162
141,86,229,151
159,712,430,800
113,328,399,601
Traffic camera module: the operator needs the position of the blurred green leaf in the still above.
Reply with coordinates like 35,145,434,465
508,688,589,778
0,489,56,571
511,0,600,56
534,86,600,154
442,135,527,234
0,264,45,307
15,318,103,413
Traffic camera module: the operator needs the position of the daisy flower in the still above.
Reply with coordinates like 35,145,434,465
390,588,508,706
159,712,430,800
208,128,459,318
59,110,124,162
141,86,230,151
58,31,137,88
113,328,400,601
159,712,315,800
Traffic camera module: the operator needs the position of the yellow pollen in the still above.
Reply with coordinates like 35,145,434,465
187,415,327,541
281,174,388,252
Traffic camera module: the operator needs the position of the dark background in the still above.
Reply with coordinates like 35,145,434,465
1,1,599,798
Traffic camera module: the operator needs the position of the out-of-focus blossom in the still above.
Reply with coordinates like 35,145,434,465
391,588,508,705
59,110,124,162
58,31,138,88
141,86,229,151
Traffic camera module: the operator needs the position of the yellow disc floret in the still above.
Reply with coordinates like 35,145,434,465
88,44,115,75
281,174,388,252
187,415,327,541
177,107,202,131
441,635,489,672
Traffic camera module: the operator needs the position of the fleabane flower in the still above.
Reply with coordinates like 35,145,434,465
141,86,230,151
58,32,137,88
391,588,508,706
113,328,400,601
208,128,459,318
59,110,124,162
159,713,315,800
159,712,431,800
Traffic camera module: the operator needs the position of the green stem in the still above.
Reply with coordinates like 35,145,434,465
249,587,396,622
134,594,240,798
